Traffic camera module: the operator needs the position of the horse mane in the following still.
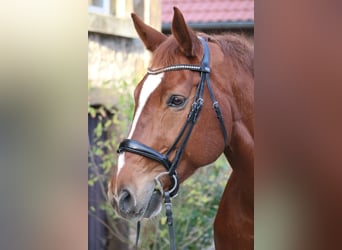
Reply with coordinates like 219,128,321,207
200,33,254,130
201,33,254,78
151,36,201,67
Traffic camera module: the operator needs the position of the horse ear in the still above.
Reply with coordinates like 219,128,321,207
172,7,200,57
131,13,167,52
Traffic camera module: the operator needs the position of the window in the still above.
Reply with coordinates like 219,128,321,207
88,0,137,37
88,0,110,15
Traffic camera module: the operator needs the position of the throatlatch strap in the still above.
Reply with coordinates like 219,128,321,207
205,72,228,147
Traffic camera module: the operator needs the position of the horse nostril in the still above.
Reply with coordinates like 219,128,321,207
119,189,135,215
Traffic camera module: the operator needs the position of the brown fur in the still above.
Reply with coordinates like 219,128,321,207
109,7,254,250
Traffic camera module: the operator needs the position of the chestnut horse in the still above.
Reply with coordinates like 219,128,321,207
108,7,254,250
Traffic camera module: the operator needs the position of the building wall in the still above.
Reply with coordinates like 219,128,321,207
88,0,162,102
88,32,146,89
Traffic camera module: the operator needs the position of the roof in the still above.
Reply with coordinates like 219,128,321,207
162,0,254,30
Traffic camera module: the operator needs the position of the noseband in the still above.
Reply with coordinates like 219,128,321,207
117,37,228,250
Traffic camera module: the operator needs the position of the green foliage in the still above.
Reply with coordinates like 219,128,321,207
88,79,135,246
139,157,230,250
88,79,231,249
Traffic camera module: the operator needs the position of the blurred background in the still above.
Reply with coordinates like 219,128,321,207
87,0,253,249
2,0,341,250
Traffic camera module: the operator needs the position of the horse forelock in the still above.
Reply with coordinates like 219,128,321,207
150,36,203,69
149,33,253,78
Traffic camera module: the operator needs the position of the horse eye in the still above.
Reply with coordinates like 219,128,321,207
167,95,186,108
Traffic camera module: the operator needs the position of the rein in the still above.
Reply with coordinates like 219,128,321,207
117,37,228,250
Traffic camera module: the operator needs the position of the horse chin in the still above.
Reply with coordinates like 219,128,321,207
142,189,163,219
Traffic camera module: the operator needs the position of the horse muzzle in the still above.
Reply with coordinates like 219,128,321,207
111,185,163,220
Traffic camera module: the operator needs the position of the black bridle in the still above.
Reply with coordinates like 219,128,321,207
117,37,228,250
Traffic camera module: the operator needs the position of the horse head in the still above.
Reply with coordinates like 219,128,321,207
108,7,235,221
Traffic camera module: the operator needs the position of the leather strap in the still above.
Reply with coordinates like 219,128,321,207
164,191,176,250
135,221,141,250
117,139,171,170
117,36,229,250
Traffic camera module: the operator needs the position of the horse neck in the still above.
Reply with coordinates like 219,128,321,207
231,70,254,137
224,62,254,188
223,108,254,209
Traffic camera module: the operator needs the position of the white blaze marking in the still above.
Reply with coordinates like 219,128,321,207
128,73,164,139
116,73,164,181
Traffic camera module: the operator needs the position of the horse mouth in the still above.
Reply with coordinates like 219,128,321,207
143,189,163,218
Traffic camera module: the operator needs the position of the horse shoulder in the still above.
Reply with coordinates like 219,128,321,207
214,119,254,249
